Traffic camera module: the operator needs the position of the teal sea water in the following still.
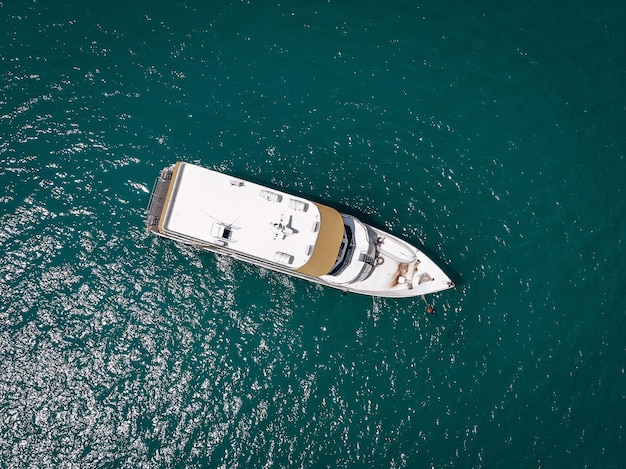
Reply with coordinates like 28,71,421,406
1,1,625,467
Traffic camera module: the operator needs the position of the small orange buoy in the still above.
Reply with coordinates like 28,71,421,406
426,306,435,314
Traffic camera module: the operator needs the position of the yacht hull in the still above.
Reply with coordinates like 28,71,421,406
146,162,454,298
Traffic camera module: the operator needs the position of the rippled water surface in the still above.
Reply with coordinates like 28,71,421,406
2,1,625,467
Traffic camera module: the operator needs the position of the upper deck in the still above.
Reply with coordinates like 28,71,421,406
150,162,344,276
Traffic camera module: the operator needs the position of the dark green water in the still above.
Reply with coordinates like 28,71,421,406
1,1,625,467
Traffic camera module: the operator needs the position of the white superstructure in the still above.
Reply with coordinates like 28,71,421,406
146,162,454,298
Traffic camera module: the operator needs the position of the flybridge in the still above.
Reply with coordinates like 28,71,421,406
149,162,344,276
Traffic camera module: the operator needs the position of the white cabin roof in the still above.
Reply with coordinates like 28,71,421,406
159,162,344,275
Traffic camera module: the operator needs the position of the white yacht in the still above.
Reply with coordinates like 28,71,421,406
146,162,454,298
